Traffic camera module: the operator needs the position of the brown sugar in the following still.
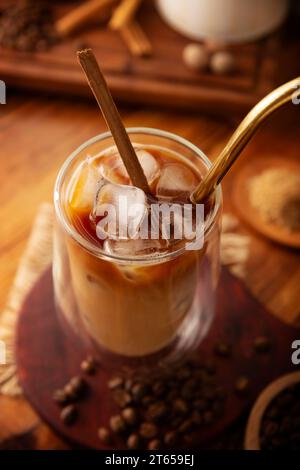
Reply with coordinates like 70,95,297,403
248,168,300,232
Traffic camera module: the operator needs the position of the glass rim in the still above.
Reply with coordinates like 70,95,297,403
54,127,222,264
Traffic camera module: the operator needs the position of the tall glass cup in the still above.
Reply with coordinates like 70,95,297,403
53,129,222,367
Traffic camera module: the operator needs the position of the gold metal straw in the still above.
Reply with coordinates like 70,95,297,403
191,77,300,204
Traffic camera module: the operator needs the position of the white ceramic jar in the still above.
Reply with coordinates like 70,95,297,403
156,0,289,44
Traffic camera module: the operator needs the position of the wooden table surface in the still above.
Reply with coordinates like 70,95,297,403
0,91,299,449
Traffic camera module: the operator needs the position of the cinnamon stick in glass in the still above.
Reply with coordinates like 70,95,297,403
77,49,150,194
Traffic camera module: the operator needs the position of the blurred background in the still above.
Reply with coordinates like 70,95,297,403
0,0,299,112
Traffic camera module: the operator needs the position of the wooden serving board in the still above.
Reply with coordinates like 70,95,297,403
15,267,300,449
0,0,292,112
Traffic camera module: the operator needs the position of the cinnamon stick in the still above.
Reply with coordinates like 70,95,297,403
77,49,150,194
109,0,142,30
120,20,152,57
56,0,117,37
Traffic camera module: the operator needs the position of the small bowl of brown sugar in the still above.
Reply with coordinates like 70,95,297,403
245,371,300,450
249,168,300,233
233,158,300,248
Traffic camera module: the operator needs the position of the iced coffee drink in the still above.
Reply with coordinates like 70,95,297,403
53,129,222,362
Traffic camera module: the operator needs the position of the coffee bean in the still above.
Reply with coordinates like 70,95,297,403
139,422,158,440
264,420,279,438
81,356,97,375
142,395,154,406
214,342,232,357
148,439,162,450
122,407,138,426
113,389,132,408
166,389,177,403
179,419,194,433
127,433,140,450
254,336,271,354
69,376,87,396
64,383,76,400
132,382,148,401
109,415,127,434
164,431,178,447
147,401,168,422
98,427,112,444
60,404,78,426
124,378,134,391
181,384,194,400
173,399,188,415
152,381,165,397
265,406,279,420
184,378,197,390
53,389,69,406
183,433,195,446
171,416,183,428
108,377,123,390
235,376,250,395
64,376,86,401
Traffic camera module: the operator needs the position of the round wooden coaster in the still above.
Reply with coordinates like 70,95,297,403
15,268,300,449
232,157,300,248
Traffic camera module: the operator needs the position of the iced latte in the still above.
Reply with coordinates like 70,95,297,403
53,129,222,362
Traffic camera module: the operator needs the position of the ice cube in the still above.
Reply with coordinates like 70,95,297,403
99,152,130,185
69,158,102,211
156,163,198,199
93,182,148,241
99,149,160,187
104,237,168,257
136,150,160,187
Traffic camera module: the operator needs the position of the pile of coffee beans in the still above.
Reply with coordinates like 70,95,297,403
53,356,98,426
0,0,58,52
260,382,300,450
51,335,271,449
99,356,227,450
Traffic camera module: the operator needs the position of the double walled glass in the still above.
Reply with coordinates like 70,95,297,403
53,129,222,367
